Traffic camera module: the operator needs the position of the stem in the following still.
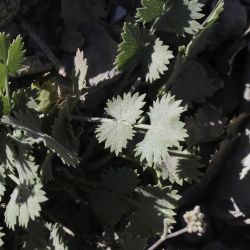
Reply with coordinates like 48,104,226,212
71,115,110,123
134,124,151,130
72,115,151,130
147,227,188,250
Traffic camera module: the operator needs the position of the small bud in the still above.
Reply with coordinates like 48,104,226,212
183,206,207,236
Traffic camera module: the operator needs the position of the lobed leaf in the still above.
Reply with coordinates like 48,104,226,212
129,186,180,238
137,0,204,36
7,35,25,76
156,149,203,185
115,23,173,83
1,111,79,167
74,49,88,92
5,181,47,229
135,94,187,166
96,93,145,155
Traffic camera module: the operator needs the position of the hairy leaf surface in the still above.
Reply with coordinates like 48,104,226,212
135,94,187,166
96,93,145,155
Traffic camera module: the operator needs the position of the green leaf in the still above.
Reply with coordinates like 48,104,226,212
0,63,7,91
115,23,173,83
21,221,48,250
101,167,139,195
135,94,187,166
1,111,79,167
146,38,174,83
171,60,216,105
137,0,204,36
5,181,47,229
185,105,227,145
7,35,25,76
0,165,5,202
90,168,138,226
21,221,69,250
129,186,180,238
0,93,10,115
156,149,203,185
52,108,79,154
5,144,38,183
185,0,224,58
40,151,54,183
74,49,88,92
91,190,128,226
0,33,9,64
46,223,69,250
118,233,146,250
96,92,145,155
115,23,151,69
136,0,165,23
33,81,58,113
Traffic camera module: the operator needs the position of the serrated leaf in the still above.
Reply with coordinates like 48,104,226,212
171,60,216,105
136,0,165,23
118,233,146,250
135,94,187,166
185,0,224,58
21,221,48,250
96,93,145,155
21,221,69,250
156,149,203,185
7,35,25,76
40,151,54,183
91,168,138,226
0,33,9,64
96,120,134,156
52,108,79,154
115,23,151,69
185,105,227,146
129,186,179,238
5,145,38,183
1,111,79,167
146,38,174,83
90,190,128,226
0,93,10,115
101,167,139,195
0,165,5,202
46,223,69,250
106,92,146,124
0,63,7,91
137,0,204,36
74,49,88,92
5,181,47,229
115,23,173,83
